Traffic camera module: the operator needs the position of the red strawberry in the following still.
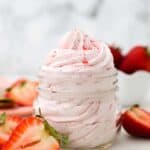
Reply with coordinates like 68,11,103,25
5,79,38,106
3,116,68,150
0,113,22,147
119,46,150,74
122,105,150,138
109,45,123,68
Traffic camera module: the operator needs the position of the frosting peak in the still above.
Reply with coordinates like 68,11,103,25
59,29,100,50
44,29,114,72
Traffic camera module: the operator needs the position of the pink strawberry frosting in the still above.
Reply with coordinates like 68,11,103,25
43,29,114,72
34,29,119,148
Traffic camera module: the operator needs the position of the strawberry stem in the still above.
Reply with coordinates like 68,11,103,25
35,108,45,119
39,108,42,116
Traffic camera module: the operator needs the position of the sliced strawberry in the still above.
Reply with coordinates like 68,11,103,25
5,79,38,106
0,113,22,147
3,116,68,150
122,105,150,138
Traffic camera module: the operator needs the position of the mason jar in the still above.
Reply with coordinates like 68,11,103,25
34,69,120,150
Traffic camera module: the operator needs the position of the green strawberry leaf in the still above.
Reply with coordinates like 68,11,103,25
36,107,69,147
0,112,6,125
44,120,68,147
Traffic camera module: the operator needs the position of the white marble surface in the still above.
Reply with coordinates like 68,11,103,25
117,71,150,107
0,0,150,76
112,129,150,150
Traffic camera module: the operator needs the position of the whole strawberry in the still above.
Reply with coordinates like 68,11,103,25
119,46,150,74
109,45,123,69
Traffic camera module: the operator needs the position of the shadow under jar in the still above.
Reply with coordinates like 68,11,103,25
34,69,120,150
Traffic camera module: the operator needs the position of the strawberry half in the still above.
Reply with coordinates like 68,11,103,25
122,105,150,138
109,45,124,68
5,79,38,106
0,113,22,147
119,46,150,74
3,116,68,150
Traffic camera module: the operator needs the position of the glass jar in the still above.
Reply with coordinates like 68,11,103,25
34,69,121,150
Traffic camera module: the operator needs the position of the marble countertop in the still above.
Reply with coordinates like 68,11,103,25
112,129,150,150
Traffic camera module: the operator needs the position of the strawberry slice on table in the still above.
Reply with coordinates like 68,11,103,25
0,113,22,147
3,116,68,150
119,45,150,74
122,105,150,138
5,79,38,106
109,45,124,68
